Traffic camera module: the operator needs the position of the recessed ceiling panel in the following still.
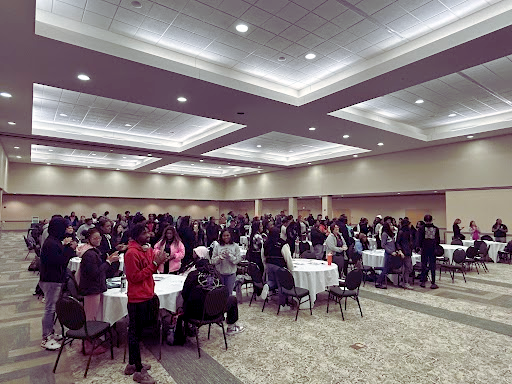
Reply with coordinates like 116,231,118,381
203,131,370,166
31,144,160,170
32,84,244,152
152,161,260,178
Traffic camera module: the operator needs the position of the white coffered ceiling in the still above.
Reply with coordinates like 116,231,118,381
2,0,512,179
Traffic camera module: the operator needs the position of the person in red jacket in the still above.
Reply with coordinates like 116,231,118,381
124,223,169,384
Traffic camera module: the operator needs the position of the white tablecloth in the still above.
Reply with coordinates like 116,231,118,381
291,259,338,307
362,249,421,285
99,274,185,325
68,255,124,275
440,244,468,263
462,240,505,262
239,236,248,247
368,238,377,249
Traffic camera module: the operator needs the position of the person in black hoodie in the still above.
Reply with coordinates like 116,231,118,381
39,216,76,350
396,219,414,290
416,215,440,289
178,216,195,273
205,217,220,246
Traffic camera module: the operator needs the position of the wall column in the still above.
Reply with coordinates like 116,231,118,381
288,197,298,218
322,195,332,219
254,199,262,218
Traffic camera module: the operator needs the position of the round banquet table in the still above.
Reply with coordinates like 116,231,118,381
368,238,377,249
99,274,186,325
440,244,468,263
362,249,421,285
462,240,505,262
68,254,125,275
291,259,339,307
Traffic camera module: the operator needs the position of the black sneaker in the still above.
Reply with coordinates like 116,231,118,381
419,282,426,288
430,283,439,289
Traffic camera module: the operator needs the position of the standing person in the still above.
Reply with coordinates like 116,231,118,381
417,215,441,289
375,222,399,289
205,217,220,246
178,216,194,272
286,216,299,254
374,215,383,248
211,230,241,296
311,220,326,260
492,219,508,243
469,221,481,241
39,216,77,350
77,218,95,241
191,220,206,248
68,211,79,230
326,224,347,279
227,219,240,244
154,226,185,274
452,219,465,240
248,221,265,273
124,224,169,383
396,219,414,290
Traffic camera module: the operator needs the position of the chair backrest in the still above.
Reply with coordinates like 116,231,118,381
300,250,316,259
481,235,493,241
247,262,263,285
344,269,363,290
451,238,463,245
276,267,295,291
452,249,466,264
474,240,485,250
63,271,83,302
56,296,86,331
348,244,357,261
478,242,489,255
465,246,478,259
203,286,228,319
505,240,512,253
23,235,34,250
434,245,445,257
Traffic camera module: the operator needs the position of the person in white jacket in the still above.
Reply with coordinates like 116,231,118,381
326,223,348,279
211,229,241,296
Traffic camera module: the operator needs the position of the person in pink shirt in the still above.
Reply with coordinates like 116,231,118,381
470,221,481,240
154,225,185,274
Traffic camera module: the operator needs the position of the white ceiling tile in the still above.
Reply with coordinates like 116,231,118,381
372,3,408,24
331,9,364,29
206,9,237,29
276,2,309,23
82,10,112,30
109,20,138,37
312,0,347,21
282,43,309,58
449,0,487,17
327,47,352,61
140,17,169,34
85,0,117,18
410,0,448,21
134,28,161,44
283,57,309,70
163,26,210,48
313,22,342,40
218,0,252,17
60,0,86,8
103,0,121,4
153,0,188,12
357,0,396,14
241,53,272,67
313,40,339,56
53,1,84,22
312,55,338,68
246,27,275,44
219,32,260,52
295,12,327,32
292,0,327,11
181,0,215,21
36,0,53,12
148,3,179,23
347,19,379,38
400,23,431,39
114,7,145,27
329,30,358,46
254,0,289,14
261,16,291,35
254,59,281,72
240,6,273,26
280,25,309,42
172,14,224,38
265,35,293,51
440,0,469,7
206,41,249,61
358,45,385,59
423,10,457,29
344,38,372,53
386,13,421,32
119,0,153,15
375,34,403,50
363,28,393,44
253,44,279,59
397,0,432,12
296,33,324,49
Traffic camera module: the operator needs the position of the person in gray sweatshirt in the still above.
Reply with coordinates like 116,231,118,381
211,230,241,295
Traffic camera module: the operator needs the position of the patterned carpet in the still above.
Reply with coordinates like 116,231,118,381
1,231,512,384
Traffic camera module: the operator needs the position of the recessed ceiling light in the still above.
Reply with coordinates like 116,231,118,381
415,99,424,104
343,134,349,138
289,150,294,153
353,155,358,158
235,24,248,33
110,149,113,152
125,124,132,127
47,163,51,165
218,166,221,168
147,154,152,156
77,74,90,81
258,171,261,173
158,172,161,174
256,145,262,148
116,168,120,171
91,153,96,156
307,162,311,165
397,192,401,195
199,159,204,162
377,142,384,146
8,121,16,125
257,166,261,168
227,163,230,165
278,56,286,62
448,113,456,117
181,173,184,175
191,163,194,166
0,92,12,98
14,146,19,149
131,0,142,8
309,127,316,131
434,190,438,193
59,113,67,117
305,53,316,60
234,175,237,177
87,166,91,168
177,97,187,102
48,149,53,152
16,156,21,159
122,156,126,159
467,135,474,139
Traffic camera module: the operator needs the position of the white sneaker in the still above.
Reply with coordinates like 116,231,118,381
226,324,245,335
51,333,63,341
41,337,61,350
279,305,292,312
403,283,414,290
259,284,269,301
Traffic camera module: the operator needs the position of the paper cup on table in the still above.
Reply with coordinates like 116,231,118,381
327,252,333,265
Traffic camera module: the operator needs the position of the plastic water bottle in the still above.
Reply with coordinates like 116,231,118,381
120,274,127,293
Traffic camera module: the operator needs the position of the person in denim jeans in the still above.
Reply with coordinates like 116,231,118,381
39,216,76,350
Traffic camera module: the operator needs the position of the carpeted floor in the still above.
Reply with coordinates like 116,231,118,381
1,231,512,384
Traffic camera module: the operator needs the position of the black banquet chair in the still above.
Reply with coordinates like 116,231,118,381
327,269,363,320
53,296,114,377
276,267,312,321
247,262,274,312
451,238,463,245
439,248,467,283
481,235,493,241
185,285,228,358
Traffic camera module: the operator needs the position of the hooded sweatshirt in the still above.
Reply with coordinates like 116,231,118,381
40,217,73,283
124,240,158,303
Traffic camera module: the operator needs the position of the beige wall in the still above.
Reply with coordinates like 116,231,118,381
218,201,255,218
224,135,512,200
2,194,220,230
446,189,512,237
7,163,225,200
0,144,8,192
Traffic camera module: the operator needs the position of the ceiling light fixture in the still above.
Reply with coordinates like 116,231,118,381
177,97,187,102
147,154,152,156
377,142,384,146
125,124,132,127
181,173,184,175
16,156,21,159
191,163,194,166
415,99,424,104
48,149,53,152
47,163,51,165
309,127,316,131
467,135,474,139
116,168,120,170
305,53,316,60
343,134,349,138
278,56,286,62
8,121,15,125
256,145,262,148
59,113,67,117
353,155,358,158
14,146,19,149
448,113,456,117
91,153,96,156
307,162,311,165
131,0,142,8
87,166,91,168
77,74,90,81
199,159,204,162
397,192,401,195
0,92,12,98
434,190,438,193
235,24,248,33
122,156,126,159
